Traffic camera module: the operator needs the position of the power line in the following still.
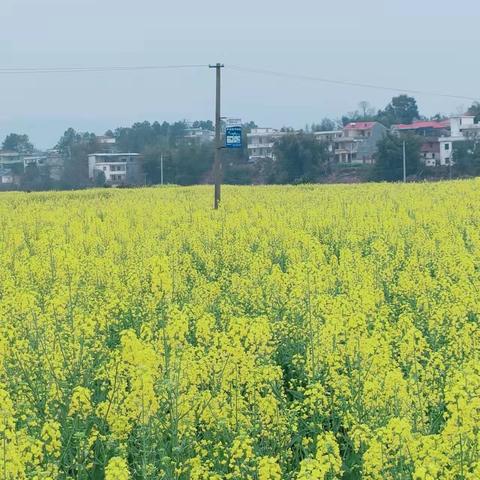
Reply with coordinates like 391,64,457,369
229,65,479,102
0,62,477,102
0,64,209,74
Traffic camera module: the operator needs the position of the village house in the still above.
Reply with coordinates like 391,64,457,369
184,124,215,144
88,152,143,185
334,122,387,164
391,120,450,138
247,128,288,162
247,123,386,164
0,151,23,170
438,115,479,166
313,130,343,159
391,115,480,167
0,167,18,186
392,120,451,167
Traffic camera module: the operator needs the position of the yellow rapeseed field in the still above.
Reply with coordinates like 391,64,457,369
0,182,480,479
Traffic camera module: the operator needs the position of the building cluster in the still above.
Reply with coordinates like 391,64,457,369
247,114,480,166
0,149,63,187
0,135,145,188
391,115,480,166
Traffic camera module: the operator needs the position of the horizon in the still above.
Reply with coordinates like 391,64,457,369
2,0,480,149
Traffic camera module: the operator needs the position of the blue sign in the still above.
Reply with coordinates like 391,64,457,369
225,126,242,148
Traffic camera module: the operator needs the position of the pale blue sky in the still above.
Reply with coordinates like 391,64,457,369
1,0,479,148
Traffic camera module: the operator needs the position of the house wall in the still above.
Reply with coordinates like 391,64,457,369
88,154,143,184
451,116,475,137
356,124,387,163
439,139,454,165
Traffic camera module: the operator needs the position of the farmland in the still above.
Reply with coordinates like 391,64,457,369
0,182,479,479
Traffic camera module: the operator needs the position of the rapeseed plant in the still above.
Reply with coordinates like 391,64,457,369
0,182,478,478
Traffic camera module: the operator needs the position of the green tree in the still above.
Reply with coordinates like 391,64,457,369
467,102,480,123
376,95,420,127
341,102,377,125
272,133,330,183
372,132,421,181
453,140,480,175
93,169,106,187
2,133,34,153
21,164,53,191
57,128,99,188
171,143,214,185
311,118,338,132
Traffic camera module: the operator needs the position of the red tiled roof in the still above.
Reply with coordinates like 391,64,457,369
344,122,377,130
393,120,450,130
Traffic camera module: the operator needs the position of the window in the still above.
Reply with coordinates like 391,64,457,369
444,143,450,150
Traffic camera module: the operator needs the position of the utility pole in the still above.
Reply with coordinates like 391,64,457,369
403,140,407,183
160,153,164,185
209,63,224,209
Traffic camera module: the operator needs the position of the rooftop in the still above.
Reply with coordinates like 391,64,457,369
344,122,377,130
393,120,450,130
89,153,141,157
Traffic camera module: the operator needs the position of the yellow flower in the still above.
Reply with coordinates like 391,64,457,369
105,456,130,480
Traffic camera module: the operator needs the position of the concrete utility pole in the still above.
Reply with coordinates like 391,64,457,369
403,140,407,183
209,63,224,209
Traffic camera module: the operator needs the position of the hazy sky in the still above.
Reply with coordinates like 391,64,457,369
1,0,479,148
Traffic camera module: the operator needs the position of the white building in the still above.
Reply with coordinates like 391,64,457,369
0,168,15,185
88,153,143,185
439,115,480,165
247,128,287,162
23,155,47,169
184,126,215,144
246,123,386,164
97,135,116,146
314,130,343,143
0,151,23,169
314,130,343,158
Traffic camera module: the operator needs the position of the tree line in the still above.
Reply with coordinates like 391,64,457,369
2,97,480,189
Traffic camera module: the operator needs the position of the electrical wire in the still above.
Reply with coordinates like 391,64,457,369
0,64,209,74
229,65,479,102
0,62,476,102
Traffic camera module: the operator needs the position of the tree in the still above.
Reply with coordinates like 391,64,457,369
358,101,376,120
57,128,99,188
93,169,106,187
453,140,480,175
271,133,330,183
2,133,34,153
311,118,337,132
376,95,420,127
341,102,377,126
430,113,448,122
467,102,480,123
171,142,214,185
372,132,421,181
